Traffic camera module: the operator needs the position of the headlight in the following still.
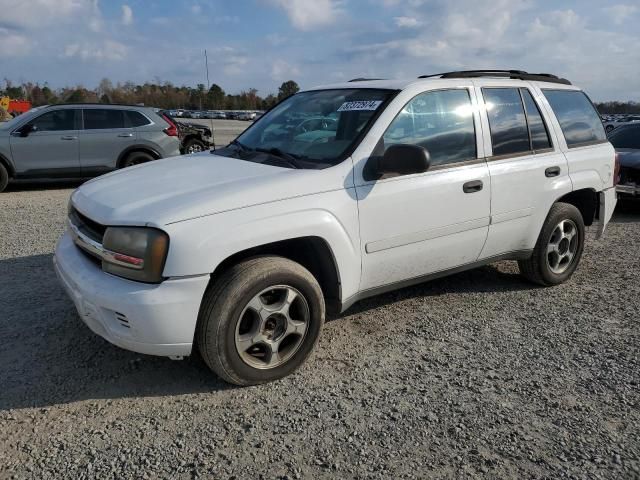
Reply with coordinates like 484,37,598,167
102,227,169,283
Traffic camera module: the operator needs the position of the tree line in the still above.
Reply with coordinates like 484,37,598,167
0,78,301,111
3,78,639,114
593,101,640,115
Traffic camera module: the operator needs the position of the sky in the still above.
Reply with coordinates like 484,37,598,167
0,0,639,101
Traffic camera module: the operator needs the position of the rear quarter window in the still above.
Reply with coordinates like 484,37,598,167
543,90,606,147
126,111,152,127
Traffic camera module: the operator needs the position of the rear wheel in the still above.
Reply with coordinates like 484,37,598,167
518,202,585,286
0,163,9,192
197,256,325,386
120,151,154,168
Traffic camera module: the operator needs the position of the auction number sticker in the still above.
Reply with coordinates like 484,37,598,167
337,100,383,112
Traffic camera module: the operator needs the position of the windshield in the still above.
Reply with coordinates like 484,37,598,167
217,88,396,168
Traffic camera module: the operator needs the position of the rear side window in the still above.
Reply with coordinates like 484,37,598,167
608,125,640,150
483,88,530,156
543,90,606,147
382,89,477,167
83,109,126,130
126,111,151,127
520,89,551,150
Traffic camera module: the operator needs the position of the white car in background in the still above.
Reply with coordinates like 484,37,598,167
54,70,617,386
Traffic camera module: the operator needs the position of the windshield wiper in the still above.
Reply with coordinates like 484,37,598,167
254,147,302,169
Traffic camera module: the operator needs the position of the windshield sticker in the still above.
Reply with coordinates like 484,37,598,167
337,100,383,112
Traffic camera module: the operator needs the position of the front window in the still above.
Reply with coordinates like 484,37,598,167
217,88,396,169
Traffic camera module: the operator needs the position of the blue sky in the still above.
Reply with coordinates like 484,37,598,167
0,0,639,101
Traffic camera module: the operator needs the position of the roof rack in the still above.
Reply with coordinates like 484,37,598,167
348,77,385,82
418,70,572,85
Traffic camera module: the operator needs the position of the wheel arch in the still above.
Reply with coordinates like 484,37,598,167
555,188,598,226
209,236,342,315
0,152,15,178
116,145,161,168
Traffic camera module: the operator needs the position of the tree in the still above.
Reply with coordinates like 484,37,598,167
207,84,225,109
65,88,87,103
278,80,299,100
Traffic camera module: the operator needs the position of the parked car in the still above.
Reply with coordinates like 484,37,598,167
603,115,640,133
54,70,617,385
0,104,181,192
608,123,640,198
159,110,213,153
237,111,257,121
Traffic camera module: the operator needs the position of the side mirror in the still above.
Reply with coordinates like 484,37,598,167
372,144,431,179
18,124,37,137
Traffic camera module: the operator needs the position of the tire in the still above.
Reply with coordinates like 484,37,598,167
120,151,154,169
183,138,206,154
605,125,615,133
518,202,585,286
196,256,325,386
0,163,9,193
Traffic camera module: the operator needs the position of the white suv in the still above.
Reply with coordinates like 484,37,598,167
54,70,618,385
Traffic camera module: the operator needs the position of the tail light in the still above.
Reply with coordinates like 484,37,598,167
161,114,178,137
614,152,620,186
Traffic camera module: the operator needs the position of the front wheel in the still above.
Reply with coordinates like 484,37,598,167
0,163,9,192
184,138,206,154
196,256,325,386
518,202,585,286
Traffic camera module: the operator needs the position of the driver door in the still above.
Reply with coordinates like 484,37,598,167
355,87,491,291
10,108,81,177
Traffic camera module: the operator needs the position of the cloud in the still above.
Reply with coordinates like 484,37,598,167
606,4,638,25
0,0,96,29
121,5,133,26
0,28,32,56
270,0,341,30
271,59,301,81
64,40,128,61
394,16,420,28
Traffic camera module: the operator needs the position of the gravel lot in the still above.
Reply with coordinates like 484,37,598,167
0,185,638,479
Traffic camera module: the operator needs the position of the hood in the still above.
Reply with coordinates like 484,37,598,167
617,149,640,169
71,153,350,226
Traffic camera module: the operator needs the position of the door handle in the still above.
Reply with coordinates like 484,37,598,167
60,135,77,140
117,133,134,138
545,166,561,177
463,180,483,193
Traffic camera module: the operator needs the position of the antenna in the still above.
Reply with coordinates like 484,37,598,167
204,49,215,150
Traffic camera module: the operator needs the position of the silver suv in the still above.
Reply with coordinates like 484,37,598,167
0,104,181,192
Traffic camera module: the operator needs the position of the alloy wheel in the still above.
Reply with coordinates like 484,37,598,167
234,285,309,369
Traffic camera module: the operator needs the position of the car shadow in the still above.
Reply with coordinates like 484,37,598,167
0,253,231,411
5,179,86,192
336,261,531,319
613,199,640,222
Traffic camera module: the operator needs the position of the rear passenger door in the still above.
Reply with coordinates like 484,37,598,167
538,88,613,193
79,108,137,175
476,83,571,259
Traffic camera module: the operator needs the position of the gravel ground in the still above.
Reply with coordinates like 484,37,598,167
0,186,638,480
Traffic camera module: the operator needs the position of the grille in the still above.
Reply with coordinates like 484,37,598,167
69,207,106,243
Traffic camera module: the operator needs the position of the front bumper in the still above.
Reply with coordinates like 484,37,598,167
53,232,210,357
616,183,640,196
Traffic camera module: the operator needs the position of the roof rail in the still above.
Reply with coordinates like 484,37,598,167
43,102,150,108
348,77,385,82
418,70,572,85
